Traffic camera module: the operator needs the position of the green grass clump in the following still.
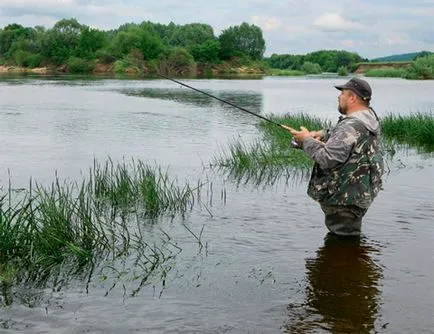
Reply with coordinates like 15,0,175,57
0,158,199,304
89,158,195,218
213,113,330,184
338,66,348,76
215,111,434,185
213,139,312,186
260,113,329,149
404,54,434,80
266,68,305,76
381,112,434,152
364,68,406,78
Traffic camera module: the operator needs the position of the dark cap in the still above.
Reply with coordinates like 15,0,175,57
334,77,372,101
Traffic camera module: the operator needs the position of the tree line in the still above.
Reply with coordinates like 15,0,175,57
0,19,265,74
264,51,367,74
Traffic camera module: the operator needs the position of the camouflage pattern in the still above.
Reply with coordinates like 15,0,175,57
320,204,368,236
306,116,384,209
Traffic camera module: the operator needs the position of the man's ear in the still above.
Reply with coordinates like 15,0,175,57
349,91,358,103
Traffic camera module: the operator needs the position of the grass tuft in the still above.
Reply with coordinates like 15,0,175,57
381,112,434,152
0,158,200,303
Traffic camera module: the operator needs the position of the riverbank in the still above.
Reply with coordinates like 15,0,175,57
354,61,412,74
0,65,51,74
0,60,267,76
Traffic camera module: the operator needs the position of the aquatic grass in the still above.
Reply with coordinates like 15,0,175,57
213,112,429,184
381,112,434,152
33,180,101,270
260,113,331,150
0,157,202,303
88,158,196,218
213,113,329,184
213,138,312,186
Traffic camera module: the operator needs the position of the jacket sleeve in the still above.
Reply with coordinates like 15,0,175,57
302,123,358,169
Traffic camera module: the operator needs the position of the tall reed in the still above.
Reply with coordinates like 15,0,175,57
88,158,195,218
0,158,199,304
213,113,330,183
381,112,434,152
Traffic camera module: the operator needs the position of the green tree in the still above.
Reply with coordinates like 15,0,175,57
111,27,163,60
405,54,434,79
301,61,322,74
170,23,215,48
218,22,265,60
0,24,35,58
414,50,433,60
189,39,220,63
265,53,303,69
266,50,364,73
75,27,107,59
41,18,83,64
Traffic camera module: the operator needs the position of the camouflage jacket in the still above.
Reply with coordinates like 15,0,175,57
303,113,384,208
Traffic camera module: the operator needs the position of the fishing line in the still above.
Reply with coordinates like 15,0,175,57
156,73,283,127
120,61,290,131
155,73,300,147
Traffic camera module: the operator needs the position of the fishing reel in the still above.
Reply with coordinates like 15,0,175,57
291,139,302,149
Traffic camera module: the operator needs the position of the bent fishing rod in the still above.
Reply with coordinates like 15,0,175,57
156,73,293,131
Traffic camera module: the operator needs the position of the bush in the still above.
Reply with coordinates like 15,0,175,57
95,49,118,64
404,54,434,80
301,61,322,74
156,47,196,75
14,51,43,68
337,66,348,76
67,57,95,73
114,60,129,74
189,40,220,63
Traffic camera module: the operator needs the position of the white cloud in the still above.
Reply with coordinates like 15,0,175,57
1,0,74,5
251,15,281,31
313,13,364,32
380,33,410,46
341,39,358,48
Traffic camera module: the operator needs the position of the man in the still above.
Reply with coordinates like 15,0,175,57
282,77,384,236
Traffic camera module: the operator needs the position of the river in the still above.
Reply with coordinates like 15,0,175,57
0,75,433,333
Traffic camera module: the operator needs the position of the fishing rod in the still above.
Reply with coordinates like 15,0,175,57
156,73,289,129
156,73,300,147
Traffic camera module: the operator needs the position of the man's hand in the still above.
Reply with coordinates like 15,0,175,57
281,124,323,142
281,125,312,143
310,130,324,140
291,126,312,143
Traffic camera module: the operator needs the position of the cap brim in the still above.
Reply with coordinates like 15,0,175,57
334,85,346,91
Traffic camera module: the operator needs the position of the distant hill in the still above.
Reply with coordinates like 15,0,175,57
371,51,432,62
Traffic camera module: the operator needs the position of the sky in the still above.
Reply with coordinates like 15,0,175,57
0,0,433,59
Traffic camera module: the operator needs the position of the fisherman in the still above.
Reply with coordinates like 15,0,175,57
283,77,384,236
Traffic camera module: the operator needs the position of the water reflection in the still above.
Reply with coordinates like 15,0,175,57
218,164,310,188
286,234,383,333
122,88,263,114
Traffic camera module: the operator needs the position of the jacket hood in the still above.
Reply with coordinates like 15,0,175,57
348,109,380,135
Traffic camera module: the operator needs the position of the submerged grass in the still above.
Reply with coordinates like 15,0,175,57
381,112,434,152
213,113,330,184
213,111,433,184
260,113,330,150
89,158,195,218
0,158,199,305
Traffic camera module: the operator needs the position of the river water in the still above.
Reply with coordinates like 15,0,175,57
0,75,433,333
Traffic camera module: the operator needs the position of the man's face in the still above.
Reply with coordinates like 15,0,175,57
337,89,351,115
